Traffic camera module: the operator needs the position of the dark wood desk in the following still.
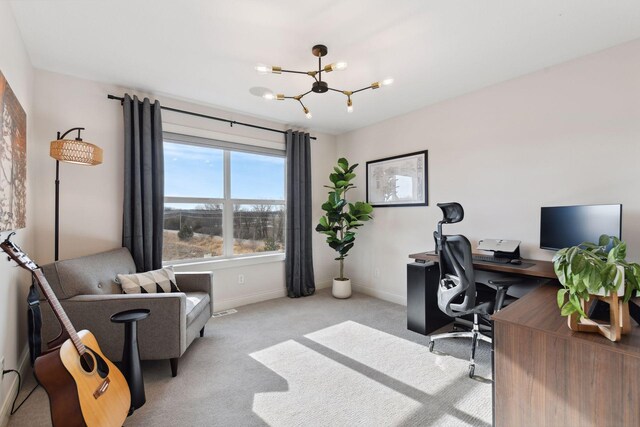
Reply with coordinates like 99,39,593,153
493,284,640,426
406,251,555,336
409,251,556,279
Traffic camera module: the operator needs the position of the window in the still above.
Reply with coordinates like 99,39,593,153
163,133,285,262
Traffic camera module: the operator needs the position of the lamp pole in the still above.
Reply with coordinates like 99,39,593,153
53,127,85,261
54,151,59,261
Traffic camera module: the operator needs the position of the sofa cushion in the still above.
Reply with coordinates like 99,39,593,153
41,248,137,299
185,292,210,326
117,266,180,294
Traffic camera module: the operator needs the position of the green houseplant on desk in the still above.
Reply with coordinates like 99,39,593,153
316,158,373,298
554,234,640,341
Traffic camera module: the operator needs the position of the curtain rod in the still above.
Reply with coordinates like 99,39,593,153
107,95,317,140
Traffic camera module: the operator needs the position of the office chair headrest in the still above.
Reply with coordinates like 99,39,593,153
437,202,464,224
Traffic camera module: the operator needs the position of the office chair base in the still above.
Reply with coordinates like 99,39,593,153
429,327,491,378
453,318,492,334
429,331,492,344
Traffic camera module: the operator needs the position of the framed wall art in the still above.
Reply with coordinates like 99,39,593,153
0,70,27,231
366,150,428,208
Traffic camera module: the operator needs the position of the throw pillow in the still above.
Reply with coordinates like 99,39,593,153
117,266,180,294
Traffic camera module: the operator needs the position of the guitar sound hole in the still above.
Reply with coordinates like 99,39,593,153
80,353,95,373
84,347,110,378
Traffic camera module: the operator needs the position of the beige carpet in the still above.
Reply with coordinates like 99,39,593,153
8,289,491,426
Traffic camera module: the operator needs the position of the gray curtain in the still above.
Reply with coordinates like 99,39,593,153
122,94,164,272
285,130,315,297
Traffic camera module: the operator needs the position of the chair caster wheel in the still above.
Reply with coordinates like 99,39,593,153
468,365,475,378
428,341,434,352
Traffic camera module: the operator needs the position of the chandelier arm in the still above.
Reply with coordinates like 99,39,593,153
280,69,319,82
327,87,348,95
352,86,374,95
283,90,313,101
280,69,311,75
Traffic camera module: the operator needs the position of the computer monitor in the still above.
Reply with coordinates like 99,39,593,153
540,204,622,251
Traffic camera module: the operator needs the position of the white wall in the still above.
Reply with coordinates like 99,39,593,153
337,39,640,305
31,70,338,311
0,2,35,422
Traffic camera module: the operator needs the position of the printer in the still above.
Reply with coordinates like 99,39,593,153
477,239,521,260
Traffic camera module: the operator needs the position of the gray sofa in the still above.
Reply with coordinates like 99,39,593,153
39,247,213,377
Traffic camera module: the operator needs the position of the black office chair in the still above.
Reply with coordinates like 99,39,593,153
429,202,519,378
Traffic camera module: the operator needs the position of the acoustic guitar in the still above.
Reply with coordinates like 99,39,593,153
1,234,131,427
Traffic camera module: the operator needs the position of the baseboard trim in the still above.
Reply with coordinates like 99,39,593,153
0,346,30,427
352,283,406,306
212,280,334,311
214,289,286,311
315,280,332,290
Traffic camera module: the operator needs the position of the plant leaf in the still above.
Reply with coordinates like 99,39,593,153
613,267,624,291
571,253,586,274
557,289,567,308
560,302,575,317
599,234,611,247
601,264,617,287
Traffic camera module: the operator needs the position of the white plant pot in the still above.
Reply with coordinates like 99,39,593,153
332,278,352,299
593,266,625,297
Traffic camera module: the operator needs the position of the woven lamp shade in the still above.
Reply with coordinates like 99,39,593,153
50,139,103,166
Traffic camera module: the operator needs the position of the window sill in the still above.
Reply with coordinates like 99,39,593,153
164,252,285,271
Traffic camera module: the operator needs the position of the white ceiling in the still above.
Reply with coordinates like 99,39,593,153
10,0,640,135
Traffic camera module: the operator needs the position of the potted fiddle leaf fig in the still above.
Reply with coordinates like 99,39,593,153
316,158,373,298
553,234,640,341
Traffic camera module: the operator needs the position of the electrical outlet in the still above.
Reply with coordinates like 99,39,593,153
238,274,245,284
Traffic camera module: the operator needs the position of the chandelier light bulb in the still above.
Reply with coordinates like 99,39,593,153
263,92,275,100
334,61,348,71
255,64,272,74
324,61,348,72
347,98,353,113
372,78,394,89
303,107,312,119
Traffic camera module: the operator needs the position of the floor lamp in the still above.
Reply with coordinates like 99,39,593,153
49,127,103,261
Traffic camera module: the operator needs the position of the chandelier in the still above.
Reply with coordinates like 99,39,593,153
255,44,393,119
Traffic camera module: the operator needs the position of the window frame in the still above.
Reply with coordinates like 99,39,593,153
162,133,286,265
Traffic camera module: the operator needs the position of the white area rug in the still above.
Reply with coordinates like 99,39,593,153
250,321,492,427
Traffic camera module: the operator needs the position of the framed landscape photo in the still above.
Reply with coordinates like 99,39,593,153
366,150,428,208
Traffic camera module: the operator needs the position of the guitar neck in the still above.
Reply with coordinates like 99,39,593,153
33,269,86,355
0,235,86,355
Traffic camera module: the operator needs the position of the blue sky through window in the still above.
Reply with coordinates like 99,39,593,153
231,151,284,200
164,142,284,200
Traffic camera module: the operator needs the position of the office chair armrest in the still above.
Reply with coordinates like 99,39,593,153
488,279,522,312
488,279,522,288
